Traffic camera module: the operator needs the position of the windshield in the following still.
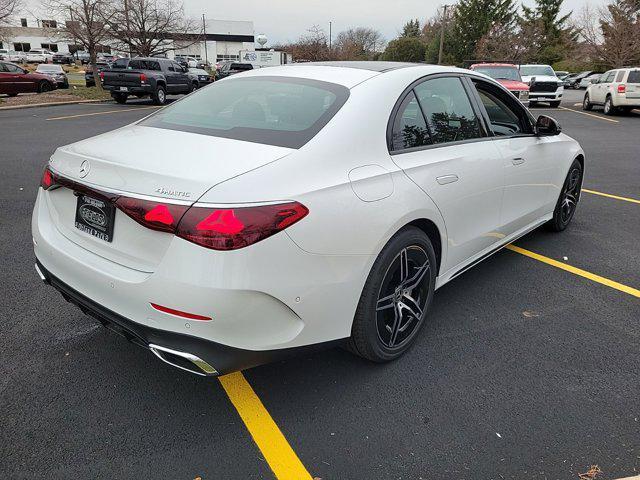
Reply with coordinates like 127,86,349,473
520,65,555,77
474,66,521,81
37,65,62,72
140,76,349,149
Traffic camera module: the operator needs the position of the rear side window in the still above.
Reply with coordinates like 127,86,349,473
628,71,640,83
391,92,431,150
112,59,128,69
140,76,349,149
413,77,482,144
615,71,625,82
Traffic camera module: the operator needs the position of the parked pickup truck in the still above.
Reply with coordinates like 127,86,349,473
101,57,197,105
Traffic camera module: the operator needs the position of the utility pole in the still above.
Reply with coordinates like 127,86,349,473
329,21,332,52
438,5,449,65
202,14,208,65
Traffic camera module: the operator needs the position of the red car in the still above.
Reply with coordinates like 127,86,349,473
469,63,530,106
0,61,58,96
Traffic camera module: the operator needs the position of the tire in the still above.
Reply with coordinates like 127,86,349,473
582,93,593,111
603,96,616,115
8,93,18,97
349,227,437,362
152,85,166,105
190,82,198,92
549,100,561,108
545,158,583,232
112,93,128,104
38,81,52,93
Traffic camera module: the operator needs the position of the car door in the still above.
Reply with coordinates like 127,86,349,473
172,62,190,92
469,78,556,234
389,75,506,272
0,62,14,94
593,71,615,103
4,62,31,93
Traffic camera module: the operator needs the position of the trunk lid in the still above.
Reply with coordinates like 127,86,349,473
103,70,145,87
46,125,293,271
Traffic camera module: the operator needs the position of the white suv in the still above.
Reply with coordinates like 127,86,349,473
583,68,640,115
26,49,54,63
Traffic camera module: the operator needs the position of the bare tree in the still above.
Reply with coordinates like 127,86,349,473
107,0,200,57
274,25,333,62
0,0,19,24
334,27,385,60
44,0,116,89
577,0,640,68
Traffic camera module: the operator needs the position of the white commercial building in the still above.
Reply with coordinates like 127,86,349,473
0,13,255,64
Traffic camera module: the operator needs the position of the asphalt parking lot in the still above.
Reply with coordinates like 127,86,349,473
1,89,639,480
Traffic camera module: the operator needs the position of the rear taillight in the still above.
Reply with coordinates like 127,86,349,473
618,84,626,93
40,166,54,190
176,202,309,250
140,73,147,82
99,71,104,80
115,197,189,233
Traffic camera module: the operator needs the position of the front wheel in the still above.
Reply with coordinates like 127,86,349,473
549,100,561,108
545,159,583,232
349,227,436,362
152,85,166,105
38,81,52,93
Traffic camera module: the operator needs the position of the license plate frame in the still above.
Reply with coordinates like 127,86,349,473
119,86,128,92
74,194,115,243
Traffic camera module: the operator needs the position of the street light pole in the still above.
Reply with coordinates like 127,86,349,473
202,14,208,65
438,4,449,65
329,21,332,52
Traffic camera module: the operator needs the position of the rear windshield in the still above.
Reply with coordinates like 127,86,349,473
628,71,640,83
128,59,161,71
140,76,350,148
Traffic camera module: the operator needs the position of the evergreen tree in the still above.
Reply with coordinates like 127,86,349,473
401,19,422,38
450,0,518,63
520,0,577,64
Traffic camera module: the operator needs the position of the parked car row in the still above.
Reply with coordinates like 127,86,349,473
0,60,58,96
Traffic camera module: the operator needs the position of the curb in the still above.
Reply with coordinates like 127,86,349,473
0,99,113,111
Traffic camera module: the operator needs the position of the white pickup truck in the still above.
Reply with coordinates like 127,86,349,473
519,64,564,107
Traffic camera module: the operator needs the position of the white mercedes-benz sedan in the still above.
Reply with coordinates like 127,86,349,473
32,61,584,376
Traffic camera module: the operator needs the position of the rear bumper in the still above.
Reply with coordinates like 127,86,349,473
613,95,640,107
36,260,340,375
104,85,154,95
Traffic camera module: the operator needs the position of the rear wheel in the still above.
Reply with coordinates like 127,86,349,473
38,81,52,93
582,93,593,111
546,159,583,232
8,93,18,97
350,227,436,362
603,96,616,115
152,85,166,105
113,93,128,104
549,100,561,108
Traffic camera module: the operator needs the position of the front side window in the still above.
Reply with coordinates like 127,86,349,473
5,63,23,73
476,88,526,136
140,76,349,149
413,77,483,144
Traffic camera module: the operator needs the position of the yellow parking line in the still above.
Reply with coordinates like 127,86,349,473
583,189,640,205
506,245,640,298
218,372,313,480
46,105,160,121
558,106,619,123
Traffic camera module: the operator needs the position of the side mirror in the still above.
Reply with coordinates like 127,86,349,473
182,66,188,73
536,115,562,136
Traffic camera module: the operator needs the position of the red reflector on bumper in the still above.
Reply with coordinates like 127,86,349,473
150,303,212,321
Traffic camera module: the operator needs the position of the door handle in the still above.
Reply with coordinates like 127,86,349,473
436,174,459,185
511,157,525,165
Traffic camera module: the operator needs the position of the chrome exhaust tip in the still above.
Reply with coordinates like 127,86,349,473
148,344,218,376
35,263,48,283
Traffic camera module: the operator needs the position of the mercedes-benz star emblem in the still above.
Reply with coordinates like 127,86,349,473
79,160,90,178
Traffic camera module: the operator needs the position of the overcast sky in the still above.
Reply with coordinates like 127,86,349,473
186,0,605,45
